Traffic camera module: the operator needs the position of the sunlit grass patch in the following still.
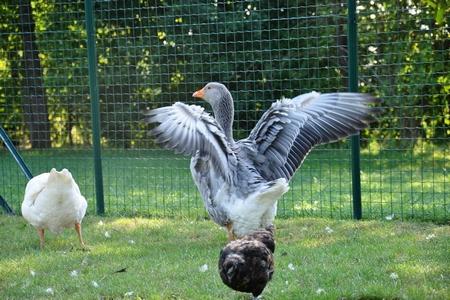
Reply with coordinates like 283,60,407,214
1,215,448,299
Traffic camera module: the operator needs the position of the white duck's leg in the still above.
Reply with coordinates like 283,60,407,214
37,228,45,249
74,222,86,248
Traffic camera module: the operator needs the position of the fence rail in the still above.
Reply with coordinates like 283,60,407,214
0,1,448,222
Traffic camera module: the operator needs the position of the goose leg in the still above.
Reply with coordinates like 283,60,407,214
37,228,45,249
226,223,235,241
74,222,86,248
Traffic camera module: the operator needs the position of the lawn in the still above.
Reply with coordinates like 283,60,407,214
0,215,448,299
0,144,448,221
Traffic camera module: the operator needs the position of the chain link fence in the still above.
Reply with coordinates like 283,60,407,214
0,0,448,222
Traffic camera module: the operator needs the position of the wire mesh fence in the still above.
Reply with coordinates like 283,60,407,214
357,1,449,221
0,0,448,222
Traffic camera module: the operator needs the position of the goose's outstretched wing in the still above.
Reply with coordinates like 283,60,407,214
143,102,235,179
241,92,380,181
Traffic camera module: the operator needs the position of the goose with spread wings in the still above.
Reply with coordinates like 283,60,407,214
144,82,379,239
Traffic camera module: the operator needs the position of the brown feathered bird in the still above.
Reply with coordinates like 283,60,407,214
218,226,275,299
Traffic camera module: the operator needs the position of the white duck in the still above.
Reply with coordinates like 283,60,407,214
21,168,87,249
144,82,379,239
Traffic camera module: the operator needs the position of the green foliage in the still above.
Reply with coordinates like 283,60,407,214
0,1,447,148
358,0,449,144
420,0,450,24
0,1,24,143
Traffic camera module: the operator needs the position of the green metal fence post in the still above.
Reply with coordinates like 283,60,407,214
84,0,104,215
347,0,362,220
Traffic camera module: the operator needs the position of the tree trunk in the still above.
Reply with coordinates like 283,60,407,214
18,0,51,148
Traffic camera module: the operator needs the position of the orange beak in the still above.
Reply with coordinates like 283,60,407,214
192,88,205,99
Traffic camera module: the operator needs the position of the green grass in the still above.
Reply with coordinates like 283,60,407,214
0,144,448,221
0,216,448,299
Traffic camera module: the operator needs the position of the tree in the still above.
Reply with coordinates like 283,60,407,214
18,0,50,148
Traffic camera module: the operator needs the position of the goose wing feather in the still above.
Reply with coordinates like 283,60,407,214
243,92,380,181
143,102,235,179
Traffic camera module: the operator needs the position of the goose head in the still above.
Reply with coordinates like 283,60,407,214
192,82,232,106
192,82,235,140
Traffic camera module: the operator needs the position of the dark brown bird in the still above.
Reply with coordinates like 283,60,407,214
218,227,275,299
241,225,275,253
